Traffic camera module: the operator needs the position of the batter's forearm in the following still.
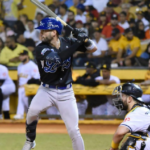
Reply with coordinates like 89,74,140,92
58,42,82,60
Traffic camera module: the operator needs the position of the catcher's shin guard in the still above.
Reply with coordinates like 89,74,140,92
26,120,38,142
120,133,147,150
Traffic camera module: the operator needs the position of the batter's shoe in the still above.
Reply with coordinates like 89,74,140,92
22,141,36,150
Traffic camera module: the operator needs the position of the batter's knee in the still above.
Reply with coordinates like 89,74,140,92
68,127,81,141
27,107,39,124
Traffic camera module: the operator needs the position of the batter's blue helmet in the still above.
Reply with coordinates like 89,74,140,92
35,17,63,35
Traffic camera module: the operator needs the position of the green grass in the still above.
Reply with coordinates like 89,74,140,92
0,134,113,150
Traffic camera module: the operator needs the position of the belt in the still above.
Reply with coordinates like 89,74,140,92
41,82,72,90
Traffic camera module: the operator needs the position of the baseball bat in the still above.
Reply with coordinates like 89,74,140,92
30,0,88,42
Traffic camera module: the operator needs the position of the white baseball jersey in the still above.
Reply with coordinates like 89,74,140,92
0,65,16,97
0,64,16,111
0,64,14,85
95,75,120,84
121,106,150,136
18,61,40,86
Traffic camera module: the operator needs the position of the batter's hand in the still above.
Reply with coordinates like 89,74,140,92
72,28,86,38
77,33,88,43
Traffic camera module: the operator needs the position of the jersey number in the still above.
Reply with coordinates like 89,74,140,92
40,57,71,73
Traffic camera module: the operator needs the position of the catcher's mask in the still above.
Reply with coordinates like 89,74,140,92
112,85,124,113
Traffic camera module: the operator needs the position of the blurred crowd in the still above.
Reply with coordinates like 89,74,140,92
1,0,150,67
1,0,150,120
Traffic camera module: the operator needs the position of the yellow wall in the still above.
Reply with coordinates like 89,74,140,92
19,0,53,20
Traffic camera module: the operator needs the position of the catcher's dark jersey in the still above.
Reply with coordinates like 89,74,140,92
35,37,86,85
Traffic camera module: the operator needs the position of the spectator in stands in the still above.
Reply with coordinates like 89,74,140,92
69,0,79,15
13,50,40,119
105,1,118,22
94,63,121,116
136,10,149,31
0,1,4,19
0,64,16,119
108,28,124,62
99,11,109,29
87,17,99,39
0,36,33,67
135,20,146,40
75,20,88,35
136,43,150,66
85,12,92,22
0,20,6,42
17,34,35,52
84,2,99,18
110,0,123,6
64,10,76,37
75,3,86,24
92,0,109,13
24,20,40,43
0,38,4,52
6,30,15,37
140,59,150,104
59,4,68,22
35,0,47,17
102,14,124,39
34,12,44,28
75,61,100,86
3,0,24,27
13,20,26,35
59,0,73,8
121,3,135,21
74,62,100,116
118,11,129,29
19,14,29,31
48,4,56,13
87,27,108,65
128,18,136,35
144,2,150,22
130,0,146,7
145,25,150,39
53,0,61,15
112,28,142,66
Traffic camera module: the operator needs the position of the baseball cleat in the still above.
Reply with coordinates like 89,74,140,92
22,140,36,150
13,114,24,120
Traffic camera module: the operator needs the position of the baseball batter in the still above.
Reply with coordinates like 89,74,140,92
22,17,97,150
0,64,16,119
110,83,150,150
13,50,40,119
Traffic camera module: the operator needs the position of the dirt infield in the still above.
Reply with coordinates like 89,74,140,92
0,123,118,134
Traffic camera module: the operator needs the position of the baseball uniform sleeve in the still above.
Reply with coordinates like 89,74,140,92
0,66,9,80
36,41,83,62
120,111,143,132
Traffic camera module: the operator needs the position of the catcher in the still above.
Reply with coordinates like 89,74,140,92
110,82,150,150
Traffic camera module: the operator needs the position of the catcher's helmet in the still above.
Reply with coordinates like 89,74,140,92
121,83,143,102
112,82,143,112
35,17,63,35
